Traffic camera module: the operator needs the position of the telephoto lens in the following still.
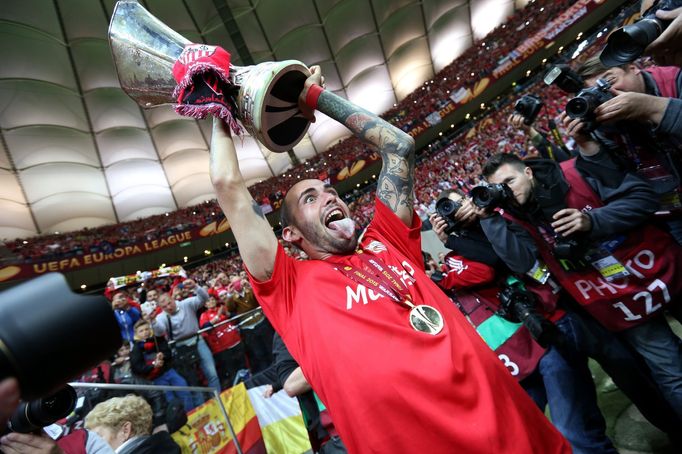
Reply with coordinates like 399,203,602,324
6,385,77,433
600,0,681,67
0,273,121,400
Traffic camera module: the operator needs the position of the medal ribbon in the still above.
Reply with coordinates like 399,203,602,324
336,251,413,309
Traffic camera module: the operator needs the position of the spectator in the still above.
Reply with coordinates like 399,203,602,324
150,283,221,392
84,395,180,454
198,295,245,388
112,291,141,345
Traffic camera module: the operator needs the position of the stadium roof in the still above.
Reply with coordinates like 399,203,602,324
0,0,529,239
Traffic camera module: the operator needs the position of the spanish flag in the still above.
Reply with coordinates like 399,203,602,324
171,383,265,453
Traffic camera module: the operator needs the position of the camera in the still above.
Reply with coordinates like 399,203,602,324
470,183,513,210
601,0,682,67
543,65,585,94
5,385,77,434
498,277,561,348
553,236,587,261
514,94,544,125
0,273,121,400
435,197,464,234
565,79,614,133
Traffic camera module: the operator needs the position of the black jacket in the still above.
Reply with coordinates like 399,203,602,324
480,155,659,273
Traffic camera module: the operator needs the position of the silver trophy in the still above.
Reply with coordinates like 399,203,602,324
108,1,311,152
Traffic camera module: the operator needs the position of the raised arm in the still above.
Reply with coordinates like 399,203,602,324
210,118,278,281
303,68,416,225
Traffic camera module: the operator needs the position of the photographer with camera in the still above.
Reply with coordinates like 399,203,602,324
478,152,682,423
510,97,572,163
430,189,619,454
560,55,682,246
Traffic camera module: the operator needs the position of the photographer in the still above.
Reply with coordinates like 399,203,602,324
577,56,682,142
430,189,618,454
560,56,682,245
479,152,682,422
507,113,571,163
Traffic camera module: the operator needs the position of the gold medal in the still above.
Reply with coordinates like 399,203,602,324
407,303,444,335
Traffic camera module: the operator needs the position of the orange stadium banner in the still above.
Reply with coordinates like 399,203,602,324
405,0,608,139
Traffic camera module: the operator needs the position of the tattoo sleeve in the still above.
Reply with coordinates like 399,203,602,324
316,90,415,218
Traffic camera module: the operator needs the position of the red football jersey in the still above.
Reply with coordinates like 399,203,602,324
249,199,569,453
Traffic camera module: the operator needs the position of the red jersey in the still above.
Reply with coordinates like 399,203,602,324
199,309,241,352
249,199,569,453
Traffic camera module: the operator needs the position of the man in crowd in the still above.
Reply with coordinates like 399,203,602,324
209,65,569,452
149,279,221,392
565,55,682,242
479,152,682,419
111,291,141,345
577,55,682,143
228,276,273,373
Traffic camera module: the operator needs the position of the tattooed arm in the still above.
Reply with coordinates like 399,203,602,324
305,68,416,225
210,118,278,281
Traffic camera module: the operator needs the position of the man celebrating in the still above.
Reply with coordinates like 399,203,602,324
209,66,569,453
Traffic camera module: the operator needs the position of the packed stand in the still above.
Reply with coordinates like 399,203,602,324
1,0,577,265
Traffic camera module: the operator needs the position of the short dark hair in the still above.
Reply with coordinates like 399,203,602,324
280,197,292,228
576,55,609,79
482,153,526,178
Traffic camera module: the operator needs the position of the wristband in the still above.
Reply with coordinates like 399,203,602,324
305,84,324,110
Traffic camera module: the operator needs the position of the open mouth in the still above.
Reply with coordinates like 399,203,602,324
324,207,356,240
324,208,346,228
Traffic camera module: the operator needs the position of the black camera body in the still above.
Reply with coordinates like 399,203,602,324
498,277,561,348
470,183,514,210
435,197,463,234
514,94,544,125
553,236,586,261
601,0,681,67
565,79,614,133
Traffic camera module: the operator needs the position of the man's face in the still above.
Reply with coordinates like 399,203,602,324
206,297,217,309
146,290,158,302
112,293,127,310
158,295,177,315
584,65,643,93
283,180,357,256
487,163,534,206
216,273,228,285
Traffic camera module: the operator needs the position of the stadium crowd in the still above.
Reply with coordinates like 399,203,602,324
2,0,574,265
